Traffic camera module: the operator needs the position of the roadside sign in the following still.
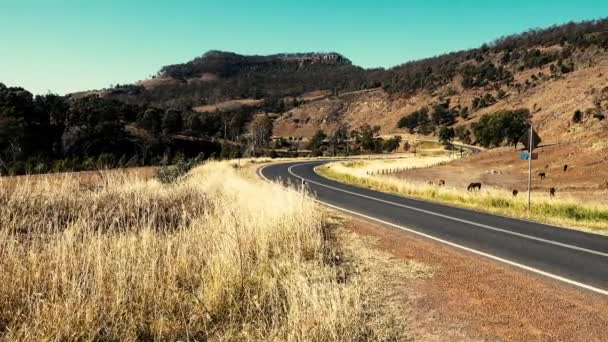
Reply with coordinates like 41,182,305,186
519,152,538,160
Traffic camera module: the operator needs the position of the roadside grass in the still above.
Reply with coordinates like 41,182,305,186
317,160,608,234
0,160,403,341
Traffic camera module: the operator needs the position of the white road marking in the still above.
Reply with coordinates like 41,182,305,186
257,162,608,296
290,163,608,258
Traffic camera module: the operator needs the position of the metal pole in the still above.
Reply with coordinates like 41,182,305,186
527,125,533,213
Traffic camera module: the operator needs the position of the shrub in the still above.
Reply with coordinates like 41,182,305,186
572,110,583,123
156,153,205,184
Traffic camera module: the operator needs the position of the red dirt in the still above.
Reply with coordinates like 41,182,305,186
345,218,608,341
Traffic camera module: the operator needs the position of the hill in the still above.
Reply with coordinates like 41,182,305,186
1,18,608,176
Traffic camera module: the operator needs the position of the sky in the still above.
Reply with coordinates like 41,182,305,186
1,0,607,95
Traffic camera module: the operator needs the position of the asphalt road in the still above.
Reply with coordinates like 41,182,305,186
259,160,608,295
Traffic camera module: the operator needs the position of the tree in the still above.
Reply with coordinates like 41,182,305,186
454,125,472,144
438,126,455,145
383,135,402,152
397,107,429,133
329,124,350,155
161,109,183,134
358,124,381,152
431,101,456,126
308,129,327,151
471,109,529,148
141,107,163,133
250,115,274,150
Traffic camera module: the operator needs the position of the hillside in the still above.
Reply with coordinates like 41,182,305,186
2,18,608,177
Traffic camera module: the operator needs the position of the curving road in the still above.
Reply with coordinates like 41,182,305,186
259,160,608,295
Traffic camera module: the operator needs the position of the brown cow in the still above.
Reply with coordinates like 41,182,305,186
467,182,482,191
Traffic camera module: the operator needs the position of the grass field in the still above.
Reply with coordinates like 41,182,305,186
0,160,402,341
317,159,608,234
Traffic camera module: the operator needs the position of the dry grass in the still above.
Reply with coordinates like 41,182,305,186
337,155,451,178
0,161,401,341
318,159,608,234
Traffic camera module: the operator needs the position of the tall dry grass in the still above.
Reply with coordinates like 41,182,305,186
0,161,394,341
318,160,608,234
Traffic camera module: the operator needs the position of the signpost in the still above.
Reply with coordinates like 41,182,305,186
519,126,541,214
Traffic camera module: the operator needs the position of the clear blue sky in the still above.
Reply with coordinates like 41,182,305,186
1,0,607,95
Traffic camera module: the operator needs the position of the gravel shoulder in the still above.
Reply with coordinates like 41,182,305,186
342,216,608,341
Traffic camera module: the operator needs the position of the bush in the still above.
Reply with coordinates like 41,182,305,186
572,110,583,123
156,153,205,184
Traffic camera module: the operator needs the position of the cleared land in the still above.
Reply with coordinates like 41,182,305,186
396,144,608,205
317,156,608,233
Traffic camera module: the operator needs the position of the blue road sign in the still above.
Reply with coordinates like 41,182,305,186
519,152,538,160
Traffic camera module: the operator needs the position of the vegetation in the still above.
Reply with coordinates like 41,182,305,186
572,109,583,123
4,19,608,173
0,161,405,340
318,160,608,233
98,19,608,111
438,126,455,145
471,109,530,148
397,107,430,133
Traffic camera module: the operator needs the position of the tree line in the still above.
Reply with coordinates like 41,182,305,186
0,83,269,175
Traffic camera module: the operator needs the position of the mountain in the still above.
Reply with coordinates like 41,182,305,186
104,50,381,108
2,18,608,176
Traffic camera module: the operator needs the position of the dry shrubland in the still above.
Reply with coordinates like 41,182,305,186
0,161,398,341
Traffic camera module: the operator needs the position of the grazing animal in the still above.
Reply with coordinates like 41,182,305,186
549,187,556,197
428,181,434,186
545,164,549,169
467,182,482,191
512,189,518,197
438,179,445,186
563,164,568,172
538,172,546,179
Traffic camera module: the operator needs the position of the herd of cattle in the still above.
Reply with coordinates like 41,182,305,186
461,164,568,197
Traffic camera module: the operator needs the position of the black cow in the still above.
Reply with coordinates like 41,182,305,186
549,187,556,197
512,189,519,197
538,172,546,179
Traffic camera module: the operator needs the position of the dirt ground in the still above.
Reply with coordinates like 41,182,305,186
396,143,608,204
343,217,608,341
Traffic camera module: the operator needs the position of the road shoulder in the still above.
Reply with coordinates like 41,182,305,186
342,216,608,341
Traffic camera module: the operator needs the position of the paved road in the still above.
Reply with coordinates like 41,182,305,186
259,160,608,295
